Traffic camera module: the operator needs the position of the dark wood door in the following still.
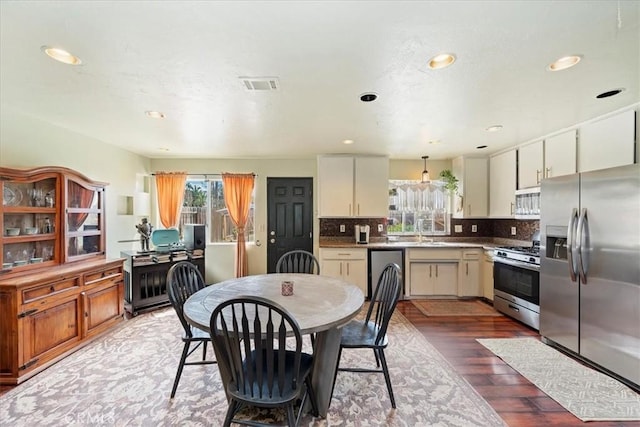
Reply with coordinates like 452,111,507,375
267,178,313,273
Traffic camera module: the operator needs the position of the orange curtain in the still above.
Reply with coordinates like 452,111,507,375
68,181,95,231
155,172,187,228
222,173,255,277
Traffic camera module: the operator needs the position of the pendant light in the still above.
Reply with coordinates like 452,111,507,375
421,156,431,183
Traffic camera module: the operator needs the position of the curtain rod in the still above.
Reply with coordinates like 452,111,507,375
151,173,257,178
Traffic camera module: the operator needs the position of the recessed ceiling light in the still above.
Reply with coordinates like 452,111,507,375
145,111,166,119
158,147,170,152
485,125,503,132
476,145,488,149
428,140,441,145
41,46,82,65
360,93,377,102
427,53,456,70
596,88,625,99
342,139,354,145
547,55,582,71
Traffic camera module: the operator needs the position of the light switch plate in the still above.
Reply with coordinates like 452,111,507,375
340,224,345,233
454,225,463,233
378,224,383,232
511,226,517,235
471,224,477,233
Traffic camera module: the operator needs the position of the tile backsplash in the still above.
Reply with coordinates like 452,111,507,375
320,217,539,242
319,218,387,239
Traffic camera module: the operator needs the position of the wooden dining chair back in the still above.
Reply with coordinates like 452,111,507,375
166,261,216,398
332,262,401,408
275,250,320,275
209,296,318,426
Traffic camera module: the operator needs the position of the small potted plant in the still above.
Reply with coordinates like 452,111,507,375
438,169,459,194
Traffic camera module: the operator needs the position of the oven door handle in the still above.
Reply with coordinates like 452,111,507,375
567,208,578,282
494,257,540,272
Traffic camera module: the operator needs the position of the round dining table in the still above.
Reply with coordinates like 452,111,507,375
183,273,365,418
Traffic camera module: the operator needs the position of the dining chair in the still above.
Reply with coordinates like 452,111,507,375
166,261,217,398
209,296,319,427
332,262,401,408
275,250,320,275
275,249,321,348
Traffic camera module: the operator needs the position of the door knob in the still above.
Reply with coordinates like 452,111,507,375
270,238,275,244
270,231,275,236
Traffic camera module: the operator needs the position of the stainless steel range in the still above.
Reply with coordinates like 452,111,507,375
493,237,540,330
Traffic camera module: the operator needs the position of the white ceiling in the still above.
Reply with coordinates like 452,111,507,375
1,1,638,160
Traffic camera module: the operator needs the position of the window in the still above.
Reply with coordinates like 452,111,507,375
179,178,255,243
387,180,451,236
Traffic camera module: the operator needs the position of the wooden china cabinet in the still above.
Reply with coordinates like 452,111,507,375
0,166,124,385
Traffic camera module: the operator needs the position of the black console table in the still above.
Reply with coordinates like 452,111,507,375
120,249,205,316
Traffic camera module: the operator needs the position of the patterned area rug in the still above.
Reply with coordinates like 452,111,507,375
0,307,507,426
411,299,502,317
477,337,640,422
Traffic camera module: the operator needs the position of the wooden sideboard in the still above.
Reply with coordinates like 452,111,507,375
0,258,124,385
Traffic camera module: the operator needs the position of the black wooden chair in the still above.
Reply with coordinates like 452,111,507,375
209,296,319,427
275,249,320,348
166,261,217,398
275,250,320,275
332,263,401,408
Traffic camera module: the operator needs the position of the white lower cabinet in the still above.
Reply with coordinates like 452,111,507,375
458,250,481,297
409,262,458,296
319,248,368,295
482,250,494,301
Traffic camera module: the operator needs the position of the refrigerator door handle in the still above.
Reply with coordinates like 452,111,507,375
576,207,589,284
567,208,578,282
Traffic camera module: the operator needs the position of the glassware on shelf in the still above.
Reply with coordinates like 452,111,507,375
27,188,45,207
3,187,22,206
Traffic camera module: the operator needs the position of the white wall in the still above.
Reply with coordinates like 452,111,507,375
389,159,452,180
0,107,152,259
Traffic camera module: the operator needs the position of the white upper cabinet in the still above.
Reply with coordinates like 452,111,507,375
353,156,389,217
578,110,636,173
318,156,353,217
452,156,488,218
489,149,516,217
318,155,389,217
544,130,576,179
518,140,543,189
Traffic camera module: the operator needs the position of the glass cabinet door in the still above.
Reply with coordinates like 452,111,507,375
65,179,104,260
1,176,58,271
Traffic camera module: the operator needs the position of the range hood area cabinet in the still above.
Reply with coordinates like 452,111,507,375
452,156,488,218
489,149,517,218
317,155,389,218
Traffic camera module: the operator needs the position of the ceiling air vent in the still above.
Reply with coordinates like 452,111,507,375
239,77,280,91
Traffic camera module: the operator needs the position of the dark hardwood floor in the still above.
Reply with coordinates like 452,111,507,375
397,300,640,427
1,300,639,426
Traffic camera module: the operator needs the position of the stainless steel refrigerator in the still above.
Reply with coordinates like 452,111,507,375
540,163,640,388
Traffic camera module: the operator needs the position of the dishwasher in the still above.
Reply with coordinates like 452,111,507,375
368,249,405,299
